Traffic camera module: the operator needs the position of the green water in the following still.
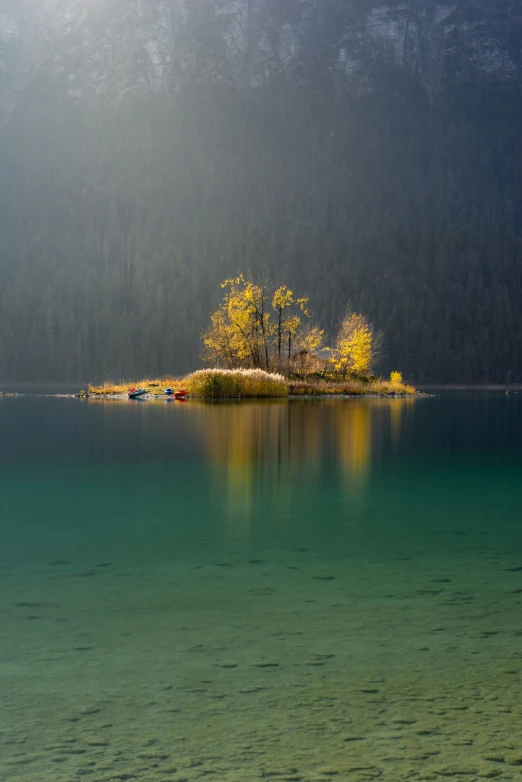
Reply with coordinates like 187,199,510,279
2,393,522,781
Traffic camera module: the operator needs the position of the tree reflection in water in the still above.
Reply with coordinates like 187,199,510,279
189,399,417,538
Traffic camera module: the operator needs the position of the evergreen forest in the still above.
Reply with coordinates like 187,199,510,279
1,71,521,383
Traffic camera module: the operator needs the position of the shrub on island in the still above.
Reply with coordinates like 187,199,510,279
186,368,288,398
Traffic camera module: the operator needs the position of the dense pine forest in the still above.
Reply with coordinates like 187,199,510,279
1,70,521,382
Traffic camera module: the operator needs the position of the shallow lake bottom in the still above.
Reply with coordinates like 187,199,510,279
2,393,522,781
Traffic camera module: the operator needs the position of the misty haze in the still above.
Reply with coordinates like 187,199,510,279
2,3,522,781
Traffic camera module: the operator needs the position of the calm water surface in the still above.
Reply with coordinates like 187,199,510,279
1,393,522,781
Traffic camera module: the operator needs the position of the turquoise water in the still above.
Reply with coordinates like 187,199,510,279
2,393,522,781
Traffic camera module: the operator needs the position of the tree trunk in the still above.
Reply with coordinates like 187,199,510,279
259,297,270,370
277,307,282,360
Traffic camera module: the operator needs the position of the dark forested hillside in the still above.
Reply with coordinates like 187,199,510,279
1,71,522,382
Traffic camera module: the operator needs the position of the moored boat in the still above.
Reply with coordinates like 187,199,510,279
128,388,147,399
174,389,188,399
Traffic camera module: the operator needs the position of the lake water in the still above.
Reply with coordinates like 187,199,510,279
1,393,522,781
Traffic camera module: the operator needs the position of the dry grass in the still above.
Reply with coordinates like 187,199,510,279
288,379,416,396
88,369,288,398
89,372,415,398
187,368,288,398
88,377,184,395
373,379,417,395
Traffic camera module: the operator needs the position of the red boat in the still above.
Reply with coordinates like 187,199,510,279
174,389,188,399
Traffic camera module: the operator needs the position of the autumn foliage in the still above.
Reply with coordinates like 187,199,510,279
331,313,376,378
203,274,385,381
202,274,323,374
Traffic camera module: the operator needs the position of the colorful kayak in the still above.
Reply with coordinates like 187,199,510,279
165,388,174,396
174,389,188,399
128,388,147,399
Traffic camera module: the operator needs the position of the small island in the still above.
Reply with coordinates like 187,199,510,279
88,274,416,399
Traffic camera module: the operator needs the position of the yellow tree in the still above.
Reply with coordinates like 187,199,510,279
332,313,374,378
202,305,237,368
272,285,312,367
203,274,322,373
296,324,325,354
272,285,294,361
203,274,271,369
289,323,326,375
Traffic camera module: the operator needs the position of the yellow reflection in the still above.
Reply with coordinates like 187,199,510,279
287,403,322,477
389,396,416,447
193,397,416,535
201,403,288,538
336,403,371,486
